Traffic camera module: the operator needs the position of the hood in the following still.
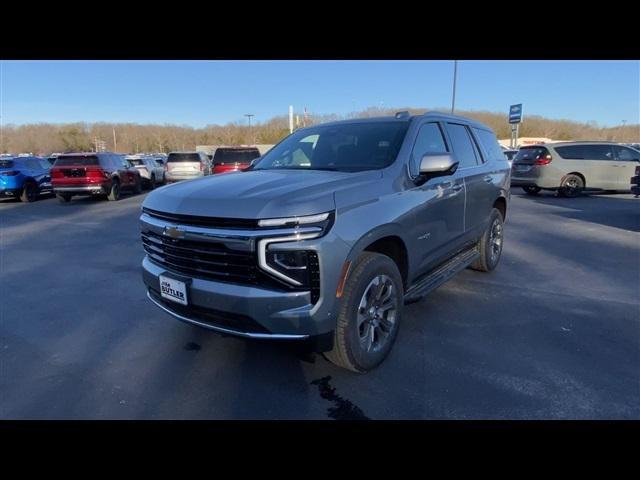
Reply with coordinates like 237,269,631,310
143,169,383,219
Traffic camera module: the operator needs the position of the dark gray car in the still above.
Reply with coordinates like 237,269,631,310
140,112,511,372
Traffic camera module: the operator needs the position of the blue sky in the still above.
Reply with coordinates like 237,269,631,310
1,60,638,127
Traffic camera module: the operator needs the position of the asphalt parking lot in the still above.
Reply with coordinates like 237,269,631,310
1,189,639,419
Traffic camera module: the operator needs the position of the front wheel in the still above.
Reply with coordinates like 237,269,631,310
133,176,142,194
325,252,403,373
470,208,504,272
522,186,541,195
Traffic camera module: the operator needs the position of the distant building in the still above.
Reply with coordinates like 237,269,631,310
498,137,556,148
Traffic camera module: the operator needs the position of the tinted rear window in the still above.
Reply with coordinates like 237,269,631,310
514,147,550,162
555,144,613,160
0,159,15,168
55,155,99,166
127,159,145,166
472,128,505,163
167,153,202,163
213,148,261,164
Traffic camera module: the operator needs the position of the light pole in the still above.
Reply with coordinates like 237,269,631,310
451,60,458,114
244,114,255,145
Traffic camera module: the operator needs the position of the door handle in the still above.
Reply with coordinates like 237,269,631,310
484,175,493,183
452,183,463,192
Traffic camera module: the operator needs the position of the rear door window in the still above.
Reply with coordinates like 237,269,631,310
445,123,480,168
472,128,504,163
555,145,614,160
614,146,640,161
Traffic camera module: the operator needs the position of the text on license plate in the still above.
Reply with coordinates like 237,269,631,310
159,275,188,305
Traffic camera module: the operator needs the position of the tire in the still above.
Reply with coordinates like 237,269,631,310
107,179,121,201
522,186,541,195
148,174,156,190
133,176,142,195
470,208,504,273
324,252,403,373
56,193,72,203
20,181,38,203
559,174,584,198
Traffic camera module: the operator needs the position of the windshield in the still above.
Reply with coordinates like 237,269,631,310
252,121,409,172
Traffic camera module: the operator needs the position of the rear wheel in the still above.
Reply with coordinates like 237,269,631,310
56,193,72,203
325,252,403,373
522,186,541,195
20,181,38,202
559,174,584,197
470,208,504,272
107,179,121,201
133,176,142,194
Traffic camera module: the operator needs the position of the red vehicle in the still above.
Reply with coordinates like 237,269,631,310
51,152,142,203
212,147,261,174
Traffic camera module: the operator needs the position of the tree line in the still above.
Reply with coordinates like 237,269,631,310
1,107,638,155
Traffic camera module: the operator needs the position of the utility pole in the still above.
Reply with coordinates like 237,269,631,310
289,105,294,134
112,127,117,152
451,60,458,114
244,114,254,144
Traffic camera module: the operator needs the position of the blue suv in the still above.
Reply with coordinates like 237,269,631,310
0,156,52,202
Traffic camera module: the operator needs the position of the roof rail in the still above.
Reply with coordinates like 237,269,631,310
394,111,411,119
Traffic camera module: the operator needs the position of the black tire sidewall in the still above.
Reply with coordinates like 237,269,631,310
483,209,504,271
109,180,120,201
561,175,584,197
342,254,403,372
21,182,37,202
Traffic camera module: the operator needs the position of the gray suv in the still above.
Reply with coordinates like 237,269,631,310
140,112,510,372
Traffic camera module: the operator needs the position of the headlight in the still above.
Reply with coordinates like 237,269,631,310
258,212,332,228
265,250,317,287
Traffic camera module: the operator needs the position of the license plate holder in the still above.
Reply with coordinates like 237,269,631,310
159,274,189,305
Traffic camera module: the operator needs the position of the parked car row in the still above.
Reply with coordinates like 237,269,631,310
164,147,261,182
510,141,640,197
0,147,261,203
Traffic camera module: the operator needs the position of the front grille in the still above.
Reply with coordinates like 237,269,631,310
148,288,271,334
143,207,260,229
142,230,258,285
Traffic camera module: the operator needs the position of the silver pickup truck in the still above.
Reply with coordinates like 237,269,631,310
140,111,511,372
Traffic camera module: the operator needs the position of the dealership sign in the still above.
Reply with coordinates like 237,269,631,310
509,104,523,124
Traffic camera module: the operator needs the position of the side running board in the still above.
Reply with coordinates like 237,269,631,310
404,247,480,304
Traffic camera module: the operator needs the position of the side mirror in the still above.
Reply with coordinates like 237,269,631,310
418,153,459,181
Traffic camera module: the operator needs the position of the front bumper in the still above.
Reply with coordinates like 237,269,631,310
140,214,350,339
0,187,21,197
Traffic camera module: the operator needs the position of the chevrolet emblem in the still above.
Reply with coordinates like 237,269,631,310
163,226,185,239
